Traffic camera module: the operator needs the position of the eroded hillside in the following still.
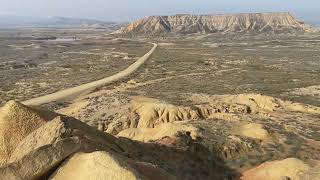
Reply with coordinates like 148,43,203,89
115,12,313,36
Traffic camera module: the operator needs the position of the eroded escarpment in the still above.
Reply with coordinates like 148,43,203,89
57,91,320,176
115,12,313,36
106,93,320,135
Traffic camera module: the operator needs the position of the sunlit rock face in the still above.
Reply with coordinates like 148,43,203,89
115,12,313,35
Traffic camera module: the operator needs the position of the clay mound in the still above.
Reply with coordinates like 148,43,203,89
50,151,145,180
131,97,249,127
115,12,312,36
117,122,201,142
131,97,200,128
188,93,320,114
0,101,58,165
219,94,281,112
241,158,310,180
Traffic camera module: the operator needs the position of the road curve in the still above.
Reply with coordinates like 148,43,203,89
22,43,158,106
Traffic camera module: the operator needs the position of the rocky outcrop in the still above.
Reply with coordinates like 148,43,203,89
130,97,250,126
105,96,250,134
107,94,320,135
117,122,201,142
50,151,145,180
0,115,123,180
0,101,58,165
0,100,233,179
115,12,312,36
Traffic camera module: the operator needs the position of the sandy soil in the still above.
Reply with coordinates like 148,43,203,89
22,43,157,106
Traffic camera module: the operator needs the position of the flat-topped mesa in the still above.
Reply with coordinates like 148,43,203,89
114,12,313,35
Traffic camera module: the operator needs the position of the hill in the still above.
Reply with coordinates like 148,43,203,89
114,12,313,36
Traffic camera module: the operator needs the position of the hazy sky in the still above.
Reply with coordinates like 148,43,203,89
0,0,319,23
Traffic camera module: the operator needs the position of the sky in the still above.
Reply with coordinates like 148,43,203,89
0,0,319,23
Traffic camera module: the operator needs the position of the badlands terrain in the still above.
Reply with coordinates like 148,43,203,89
0,12,320,179
115,12,313,36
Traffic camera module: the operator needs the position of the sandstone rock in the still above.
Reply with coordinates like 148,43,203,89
0,138,81,180
130,97,248,128
51,151,177,180
241,158,311,180
50,151,145,180
115,12,312,36
0,116,123,179
131,97,200,128
107,96,251,134
0,101,58,165
117,122,201,142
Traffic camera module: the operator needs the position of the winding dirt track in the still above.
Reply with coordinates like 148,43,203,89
22,43,158,106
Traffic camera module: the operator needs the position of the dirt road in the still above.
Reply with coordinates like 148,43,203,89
22,43,158,106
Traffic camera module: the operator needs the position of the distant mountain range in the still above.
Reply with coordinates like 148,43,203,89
0,15,123,29
115,12,315,36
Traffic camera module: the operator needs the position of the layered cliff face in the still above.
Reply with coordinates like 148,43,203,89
114,12,312,35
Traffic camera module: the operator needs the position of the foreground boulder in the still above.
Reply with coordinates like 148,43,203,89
0,115,123,179
0,101,58,165
50,151,145,180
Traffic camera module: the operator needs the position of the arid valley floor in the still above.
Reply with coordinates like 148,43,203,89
0,27,320,179
0,28,151,104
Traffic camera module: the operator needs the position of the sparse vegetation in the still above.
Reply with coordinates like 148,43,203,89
0,29,151,105
1,19,320,179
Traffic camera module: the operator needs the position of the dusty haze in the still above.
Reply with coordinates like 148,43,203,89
0,0,319,25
